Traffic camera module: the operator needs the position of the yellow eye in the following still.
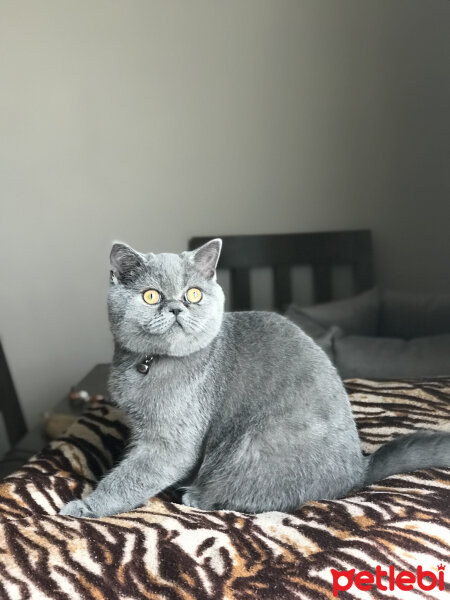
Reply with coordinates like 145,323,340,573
143,289,160,305
185,288,203,304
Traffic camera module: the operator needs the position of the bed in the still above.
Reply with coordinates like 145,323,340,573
0,231,448,600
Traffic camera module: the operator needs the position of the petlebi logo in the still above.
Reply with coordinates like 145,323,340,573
331,563,445,596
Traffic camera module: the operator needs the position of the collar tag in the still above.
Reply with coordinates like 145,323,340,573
137,355,154,375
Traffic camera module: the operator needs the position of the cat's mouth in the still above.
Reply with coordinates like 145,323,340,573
141,317,183,335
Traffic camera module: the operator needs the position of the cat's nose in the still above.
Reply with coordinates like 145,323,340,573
169,308,182,316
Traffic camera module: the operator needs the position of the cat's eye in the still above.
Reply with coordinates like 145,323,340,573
185,288,203,304
143,289,161,305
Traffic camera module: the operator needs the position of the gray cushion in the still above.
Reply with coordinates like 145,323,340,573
380,290,450,339
295,288,380,336
284,305,342,360
335,334,450,379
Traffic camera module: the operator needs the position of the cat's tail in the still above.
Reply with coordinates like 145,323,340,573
364,430,450,485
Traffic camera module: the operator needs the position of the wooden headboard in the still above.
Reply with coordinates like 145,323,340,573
189,230,374,311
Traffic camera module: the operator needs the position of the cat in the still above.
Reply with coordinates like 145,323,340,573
60,239,450,517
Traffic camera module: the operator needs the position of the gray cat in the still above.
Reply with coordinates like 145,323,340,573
60,239,450,517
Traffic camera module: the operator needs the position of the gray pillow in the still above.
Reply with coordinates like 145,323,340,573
335,334,450,379
284,305,342,360
380,290,450,339
295,288,380,336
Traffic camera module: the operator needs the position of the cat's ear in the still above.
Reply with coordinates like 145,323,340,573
110,242,145,284
191,238,222,279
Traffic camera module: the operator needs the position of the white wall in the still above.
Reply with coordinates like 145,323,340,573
1,0,449,427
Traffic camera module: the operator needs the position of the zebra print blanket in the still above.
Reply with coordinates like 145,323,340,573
0,379,449,599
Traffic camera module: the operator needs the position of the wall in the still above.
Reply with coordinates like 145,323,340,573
1,0,449,426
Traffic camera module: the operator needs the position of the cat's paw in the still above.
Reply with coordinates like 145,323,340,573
182,491,200,508
59,499,98,518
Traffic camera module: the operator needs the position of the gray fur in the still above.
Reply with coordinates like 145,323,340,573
60,240,450,518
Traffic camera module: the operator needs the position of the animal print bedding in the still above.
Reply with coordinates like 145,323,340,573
0,378,449,599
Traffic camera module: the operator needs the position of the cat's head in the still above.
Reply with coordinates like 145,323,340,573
108,239,224,356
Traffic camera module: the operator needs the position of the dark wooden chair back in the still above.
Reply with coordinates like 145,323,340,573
189,230,373,311
0,341,27,447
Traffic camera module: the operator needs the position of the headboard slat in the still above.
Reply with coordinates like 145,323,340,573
273,266,292,312
313,264,332,303
230,268,251,311
352,241,374,294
